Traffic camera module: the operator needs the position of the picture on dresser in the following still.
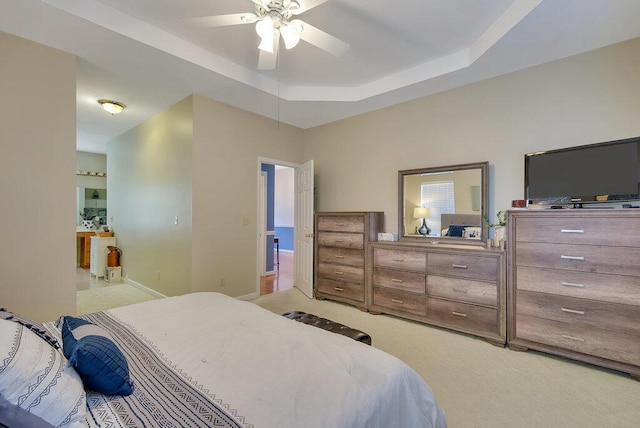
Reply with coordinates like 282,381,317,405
398,162,488,246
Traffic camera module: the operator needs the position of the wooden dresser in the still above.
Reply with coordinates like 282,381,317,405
314,212,384,310
507,209,640,378
369,242,506,346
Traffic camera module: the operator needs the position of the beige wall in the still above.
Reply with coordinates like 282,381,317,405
0,31,77,321
303,37,640,234
108,96,194,297
108,95,303,298
191,95,304,297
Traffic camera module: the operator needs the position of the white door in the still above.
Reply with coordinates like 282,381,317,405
294,159,314,298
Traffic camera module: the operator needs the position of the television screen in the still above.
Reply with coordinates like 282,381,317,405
525,137,640,206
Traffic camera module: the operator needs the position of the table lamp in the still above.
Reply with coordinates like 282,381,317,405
413,207,431,236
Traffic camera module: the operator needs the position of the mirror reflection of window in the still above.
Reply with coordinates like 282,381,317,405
421,181,455,236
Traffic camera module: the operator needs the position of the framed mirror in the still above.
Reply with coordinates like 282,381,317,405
398,161,488,246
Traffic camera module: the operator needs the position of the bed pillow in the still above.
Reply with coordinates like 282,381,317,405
62,316,134,396
0,308,60,349
0,319,86,428
463,226,482,239
445,224,466,237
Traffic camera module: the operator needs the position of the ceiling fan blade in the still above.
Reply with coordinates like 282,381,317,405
183,13,257,28
258,35,280,70
292,19,349,56
292,0,329,14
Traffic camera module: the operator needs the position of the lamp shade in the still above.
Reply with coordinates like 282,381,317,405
280,23,300,49
413,207,430,219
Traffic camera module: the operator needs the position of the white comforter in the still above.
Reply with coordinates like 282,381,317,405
108,292,447,428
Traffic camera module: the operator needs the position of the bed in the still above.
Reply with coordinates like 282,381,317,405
1,292,446,428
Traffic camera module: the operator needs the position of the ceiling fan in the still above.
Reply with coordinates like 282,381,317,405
185,0,349,70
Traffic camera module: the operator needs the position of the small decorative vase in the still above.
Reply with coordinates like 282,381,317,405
82,220,93,230
494,226,506,247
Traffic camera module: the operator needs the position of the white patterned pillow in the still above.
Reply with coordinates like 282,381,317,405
0,319,86,428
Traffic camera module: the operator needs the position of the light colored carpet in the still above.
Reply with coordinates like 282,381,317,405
251,288,640,428
77,283,158,315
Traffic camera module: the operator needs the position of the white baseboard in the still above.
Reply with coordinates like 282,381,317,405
125,277,167,299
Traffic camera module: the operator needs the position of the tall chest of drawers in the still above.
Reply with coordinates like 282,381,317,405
507,210,640,378
314,212,384,309
369,242,506,345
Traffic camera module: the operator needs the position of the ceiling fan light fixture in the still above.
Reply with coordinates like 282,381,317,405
97,99,126,115
280,23,300,49
255,17,273,39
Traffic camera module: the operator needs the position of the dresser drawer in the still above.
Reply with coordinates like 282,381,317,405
427,275,497,307
317,232,364,249
373,248,426,272
317,278,364,302
318,263,364,284
317,215,364,233
516,314,640,367
515,242,640,277
428,253,497,282
427,298,498,334
373,267,425,294
514,216,640,247
517,290,640,336
373,287,427,316
318,247,364,267
516,266,640,306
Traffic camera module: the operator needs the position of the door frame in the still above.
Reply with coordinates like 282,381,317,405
256,157,301,293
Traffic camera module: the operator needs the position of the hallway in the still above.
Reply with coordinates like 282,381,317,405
260,250,293,295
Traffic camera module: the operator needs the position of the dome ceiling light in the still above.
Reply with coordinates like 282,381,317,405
98,99,126,115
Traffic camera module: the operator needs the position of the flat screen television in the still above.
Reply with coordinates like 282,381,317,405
525,136,640,207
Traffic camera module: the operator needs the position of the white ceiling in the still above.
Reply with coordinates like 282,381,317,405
2,0,640,154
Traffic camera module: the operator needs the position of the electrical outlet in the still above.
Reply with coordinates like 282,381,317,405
241,217,249,226
174,216,179,225
219,277,225,287
156,270,160,280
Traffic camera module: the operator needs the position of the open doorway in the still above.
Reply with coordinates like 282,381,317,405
259,162,295,295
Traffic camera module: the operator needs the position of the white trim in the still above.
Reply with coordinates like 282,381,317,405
125,277,167,299
236,291,259,301
257,157,301,295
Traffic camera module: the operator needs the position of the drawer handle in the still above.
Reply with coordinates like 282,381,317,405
561,281,585,288
392,258,405,263
452,264,468,269
334,271,344,276
391,299,404,304
335,240,345,242
561,307,585,315
334,287,344,292
334,255,345,259
335,223,345,226
560,229,584,234
561,255,585,261
561,334,585,342
452,311,468,318
391,278,403,283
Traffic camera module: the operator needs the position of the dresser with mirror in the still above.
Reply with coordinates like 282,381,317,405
368,161,507,346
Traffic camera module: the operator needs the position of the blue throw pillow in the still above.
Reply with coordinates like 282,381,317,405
62,316,134,396
446,225,466,237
